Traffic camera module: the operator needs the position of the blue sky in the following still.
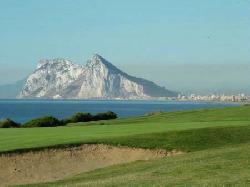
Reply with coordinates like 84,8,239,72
0,0,249,93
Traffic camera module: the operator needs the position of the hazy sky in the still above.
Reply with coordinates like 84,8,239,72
0,0,249,93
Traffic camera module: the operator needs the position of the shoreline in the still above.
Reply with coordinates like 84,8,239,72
0,98,245,104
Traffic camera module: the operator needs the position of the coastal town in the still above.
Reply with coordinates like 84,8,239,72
175,93,250,103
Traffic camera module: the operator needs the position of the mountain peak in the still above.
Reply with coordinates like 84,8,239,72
88,54,107,65
91,53,103,60
37,58,74,69
86,54,116,71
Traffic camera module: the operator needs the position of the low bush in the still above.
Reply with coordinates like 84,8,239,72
61,112,93,125
23,116,61,127
1,111,118,128
0,119,20,128
94,111,117,121
62,111,117,125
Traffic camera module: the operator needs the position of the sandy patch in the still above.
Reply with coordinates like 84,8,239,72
0,144,182,186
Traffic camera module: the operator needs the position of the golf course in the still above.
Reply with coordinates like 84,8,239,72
1,105,250,186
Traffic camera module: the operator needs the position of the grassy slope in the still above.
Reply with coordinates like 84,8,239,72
75,105,250,125
25,143,250,187
0,106,250,153
7,105,250,186
96,125,250,152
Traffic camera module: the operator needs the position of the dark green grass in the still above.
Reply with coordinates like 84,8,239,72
95,125,250,152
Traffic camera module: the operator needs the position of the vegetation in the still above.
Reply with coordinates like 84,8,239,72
62,112,93,125
0,111,118,128
1,105,250,186
61,111,117,125
75,105,250,126
0,106,249,153
22,116,61,127
0,118,20,128
93,111,117,121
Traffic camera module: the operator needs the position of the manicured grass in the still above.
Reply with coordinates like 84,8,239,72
0,106,250,153
24,143,250,187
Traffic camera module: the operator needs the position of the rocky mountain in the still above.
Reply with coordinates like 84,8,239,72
19,54,177,99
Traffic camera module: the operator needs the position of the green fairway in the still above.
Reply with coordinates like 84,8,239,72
0,106,250,153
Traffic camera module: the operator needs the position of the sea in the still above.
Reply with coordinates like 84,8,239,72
0,100,239,123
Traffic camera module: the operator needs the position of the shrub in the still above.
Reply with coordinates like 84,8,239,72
94,111,117,121
61,113,93,125
23,116,61,127
69,112,93,123
0,118,20,128
60,118,72,126
20,111,118,127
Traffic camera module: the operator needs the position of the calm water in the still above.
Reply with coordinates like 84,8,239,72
0,100,238,123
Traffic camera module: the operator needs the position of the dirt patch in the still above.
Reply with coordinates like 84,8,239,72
0,144,182,186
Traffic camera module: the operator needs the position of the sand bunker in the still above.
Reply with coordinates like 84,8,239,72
0,144,182,186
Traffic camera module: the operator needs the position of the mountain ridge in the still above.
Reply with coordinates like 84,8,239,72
16,54,177,99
